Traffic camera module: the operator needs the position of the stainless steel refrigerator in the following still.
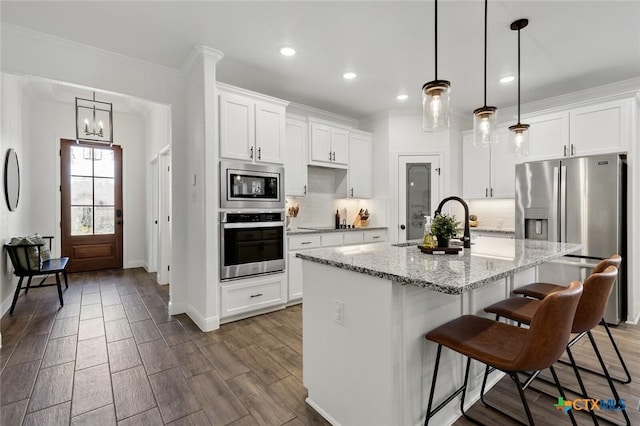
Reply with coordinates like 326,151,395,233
515,153,627,324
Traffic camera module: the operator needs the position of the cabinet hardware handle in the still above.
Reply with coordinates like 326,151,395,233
329,151,332,161
373,236,380,239
250,146,254,159
485,188,488,197
350,188,354,197
490,188,494,197
570,144,574,156
258,147,261,160
301,241,312,245
332,152,336,161
250,293,263,298
304,185,307,195
563,145,567,157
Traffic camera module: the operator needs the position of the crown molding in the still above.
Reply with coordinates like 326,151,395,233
287,101,358,127
182,45,224,75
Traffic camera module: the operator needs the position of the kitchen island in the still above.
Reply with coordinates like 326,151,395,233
297,236,581,426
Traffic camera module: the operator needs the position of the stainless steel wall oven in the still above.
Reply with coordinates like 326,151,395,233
220,160,284,209
220,211,285,280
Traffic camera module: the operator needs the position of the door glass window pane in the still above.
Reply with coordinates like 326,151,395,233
94,149,114,177
94,178,115,205
71,206,93,235
71,176,93,205
406,163,431,240
94,207,115,234
70,146,93,176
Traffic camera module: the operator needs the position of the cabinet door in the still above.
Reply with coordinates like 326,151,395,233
524,112,569,161
462,133,491,199
255,101,286,164
348,132,373,198
285,117,308,196
490,129,516,198
219,92,254,161
331,127,349,166
288,252,303,301
570,99,629,156
310,122,332,164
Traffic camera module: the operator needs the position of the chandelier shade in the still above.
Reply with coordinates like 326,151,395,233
472,0,498,148
75,92,113,145
422,0,451,132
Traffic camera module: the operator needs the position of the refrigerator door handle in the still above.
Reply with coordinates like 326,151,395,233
560,165,567,242
551,166,559,241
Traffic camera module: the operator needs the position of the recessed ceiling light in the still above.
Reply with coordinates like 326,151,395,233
500,75,515,84
343,72,357,80
280,47,296,56
397,94,409,101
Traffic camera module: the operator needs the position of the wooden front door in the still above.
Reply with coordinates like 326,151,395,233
61,139,123,272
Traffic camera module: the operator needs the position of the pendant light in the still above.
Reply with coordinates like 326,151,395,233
422,0,450,132
509,18,530,156
473,0,498,147
75,92,113,145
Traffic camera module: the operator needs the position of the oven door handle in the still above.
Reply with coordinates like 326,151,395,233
222,221,285,229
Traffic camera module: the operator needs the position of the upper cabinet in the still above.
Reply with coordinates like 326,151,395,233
522,97,632,162
462,129,515,199
348,130,373,198
218,84,289,164
309,118,350,168
284,115,308,197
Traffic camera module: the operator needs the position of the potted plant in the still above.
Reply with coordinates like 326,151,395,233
431,213,460,248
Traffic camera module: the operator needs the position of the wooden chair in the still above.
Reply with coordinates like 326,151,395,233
424,281,583,426
4,236,69,315
485,266,630,425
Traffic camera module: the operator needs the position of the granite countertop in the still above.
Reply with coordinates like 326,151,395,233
296,236,581,294
287,226,387,236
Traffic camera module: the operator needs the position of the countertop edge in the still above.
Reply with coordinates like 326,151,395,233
296,244,581,294
287,227,387,236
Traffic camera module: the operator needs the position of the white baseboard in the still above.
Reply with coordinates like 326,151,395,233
305,398,341,426
167,300,185,316
186,304,220,332
625,312,640,325
1,291,14,318
125,260,145,269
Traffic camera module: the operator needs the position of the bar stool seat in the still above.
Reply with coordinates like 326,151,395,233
485,266,630,425
424,281,583,426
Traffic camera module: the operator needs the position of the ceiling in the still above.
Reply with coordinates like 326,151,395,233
2,1,639,120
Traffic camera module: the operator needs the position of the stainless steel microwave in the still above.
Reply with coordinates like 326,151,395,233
220,160,285,209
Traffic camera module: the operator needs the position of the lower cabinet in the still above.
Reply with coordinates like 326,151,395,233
220,273,287,322
287,229,387,304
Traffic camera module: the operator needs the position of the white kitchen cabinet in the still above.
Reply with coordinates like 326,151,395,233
218,84,288,164
348,130,373,198
285,115,308,196
522,111,569,161
462,130,514,199
569,98,630,156
220,273,287,321
309,119,349,168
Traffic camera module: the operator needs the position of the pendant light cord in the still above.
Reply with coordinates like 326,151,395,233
434,0,438,80
517,26,521,123
483,0,488,106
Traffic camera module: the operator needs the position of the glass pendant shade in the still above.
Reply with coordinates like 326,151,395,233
473,106,498,147
510,123,530,156
422,80,451,132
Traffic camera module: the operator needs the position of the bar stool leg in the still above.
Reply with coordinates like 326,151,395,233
459,357,474,422
566,346,599,425
549,366,578,426
586,331,631,425
601,320,632,384
424,345,442,426
55,273,64,308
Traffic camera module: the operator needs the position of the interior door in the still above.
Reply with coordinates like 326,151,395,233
61,139,123,272
398,155,440,242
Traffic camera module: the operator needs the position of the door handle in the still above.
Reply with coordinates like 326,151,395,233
400,224,406,230
258,147,261,160
250,146,254,159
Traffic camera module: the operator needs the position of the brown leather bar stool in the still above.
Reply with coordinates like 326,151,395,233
485,266,630,425
514,255,630,385
424,281,582,426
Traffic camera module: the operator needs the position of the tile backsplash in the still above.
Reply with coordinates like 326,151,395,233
451,199,515,230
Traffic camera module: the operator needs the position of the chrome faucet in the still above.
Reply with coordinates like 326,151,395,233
434,196,471,248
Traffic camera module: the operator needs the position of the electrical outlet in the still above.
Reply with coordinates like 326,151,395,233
333,299,344,325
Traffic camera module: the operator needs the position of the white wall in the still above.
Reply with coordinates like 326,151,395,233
0,73,32,315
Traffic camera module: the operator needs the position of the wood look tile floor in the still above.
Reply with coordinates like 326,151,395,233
1,268,639,425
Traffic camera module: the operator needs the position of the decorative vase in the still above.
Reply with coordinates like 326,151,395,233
438,238,449,248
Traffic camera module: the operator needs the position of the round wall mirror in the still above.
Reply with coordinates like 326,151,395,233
4,149,20,211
